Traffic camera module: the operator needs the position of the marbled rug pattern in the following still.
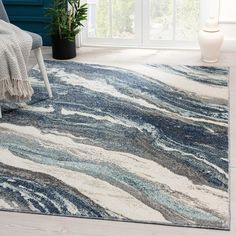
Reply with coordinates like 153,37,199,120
0,61,229,229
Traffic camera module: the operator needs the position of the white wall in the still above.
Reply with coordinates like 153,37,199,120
219,0,236,51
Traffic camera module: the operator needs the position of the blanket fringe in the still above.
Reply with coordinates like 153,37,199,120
0,79,34,101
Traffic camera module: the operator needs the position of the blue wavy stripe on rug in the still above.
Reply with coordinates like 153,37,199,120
0,61,230,230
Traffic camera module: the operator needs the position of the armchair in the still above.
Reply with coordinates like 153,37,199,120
0,0,52,118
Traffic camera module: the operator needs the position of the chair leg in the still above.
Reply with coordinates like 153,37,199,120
34,48,53,98
0,106,2,119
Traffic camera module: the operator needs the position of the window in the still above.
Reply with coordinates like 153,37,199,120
142,0,200,47
87,0,136,39
82,0,228,48
84,0,140,46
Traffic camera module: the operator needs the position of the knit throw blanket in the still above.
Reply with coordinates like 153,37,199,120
0,20,33,101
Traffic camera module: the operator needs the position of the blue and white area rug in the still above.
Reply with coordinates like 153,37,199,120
0,61,230,230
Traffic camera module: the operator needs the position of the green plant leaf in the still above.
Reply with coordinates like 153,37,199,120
45,0,88,40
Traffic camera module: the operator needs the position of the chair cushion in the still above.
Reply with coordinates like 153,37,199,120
26,31,43,49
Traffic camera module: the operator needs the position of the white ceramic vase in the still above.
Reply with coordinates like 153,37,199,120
198,17,224,63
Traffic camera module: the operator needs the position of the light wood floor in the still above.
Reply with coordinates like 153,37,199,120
1,47,235,236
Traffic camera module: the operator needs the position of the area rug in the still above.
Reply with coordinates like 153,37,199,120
0,61,230,230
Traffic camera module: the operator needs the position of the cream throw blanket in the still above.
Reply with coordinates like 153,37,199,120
0,20,33,101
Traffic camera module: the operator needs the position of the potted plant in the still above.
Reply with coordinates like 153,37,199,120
47,0,88,60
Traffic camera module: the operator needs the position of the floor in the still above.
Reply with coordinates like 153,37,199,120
0,47,235,236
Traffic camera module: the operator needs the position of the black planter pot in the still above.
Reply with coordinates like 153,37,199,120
52,36,76,60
